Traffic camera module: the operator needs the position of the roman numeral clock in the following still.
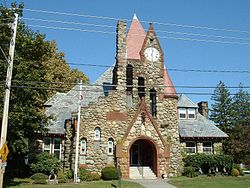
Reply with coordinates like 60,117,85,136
144,47,160,62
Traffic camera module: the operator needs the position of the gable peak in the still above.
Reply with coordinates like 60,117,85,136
133,13,138,20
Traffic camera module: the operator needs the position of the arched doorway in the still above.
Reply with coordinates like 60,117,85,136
129,139,157,176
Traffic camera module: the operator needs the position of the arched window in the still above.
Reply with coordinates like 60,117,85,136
138,77,145,99
108,138,114,155
94,127,101,141
80,138,87,155
150,89,157,117
126,64,133,92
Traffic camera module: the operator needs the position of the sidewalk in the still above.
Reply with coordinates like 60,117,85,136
130,179,178,188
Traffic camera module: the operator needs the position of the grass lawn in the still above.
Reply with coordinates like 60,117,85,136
7,179,144,188
169,174,250,188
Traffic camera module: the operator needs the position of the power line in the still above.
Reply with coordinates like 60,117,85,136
22,17,116,29
5,80,250,89
26,24,250,45
65,62,250,74
1,84,243,96
23,8,250,35
22,17,250,42
27,24,116,35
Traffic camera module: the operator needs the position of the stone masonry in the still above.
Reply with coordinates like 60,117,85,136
63,19,183,178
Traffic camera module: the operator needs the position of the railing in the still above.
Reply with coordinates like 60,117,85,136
137,160,144,178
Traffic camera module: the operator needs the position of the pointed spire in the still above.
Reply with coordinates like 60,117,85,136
126,14,146,60
133,13,138,20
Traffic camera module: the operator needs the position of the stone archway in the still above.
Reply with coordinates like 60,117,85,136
129,138,157,178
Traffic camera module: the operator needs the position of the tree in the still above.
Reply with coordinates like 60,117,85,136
230,85,250,163
211,82,250,163
210,81,233,133
0,3,88,177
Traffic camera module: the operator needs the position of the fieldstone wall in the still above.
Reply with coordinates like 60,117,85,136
63,20,182,177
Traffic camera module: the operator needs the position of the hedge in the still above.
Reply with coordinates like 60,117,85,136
183,154,233,176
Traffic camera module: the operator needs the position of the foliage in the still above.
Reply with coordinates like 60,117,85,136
0,3,88,178
184,154,233,175
30,173,48,184
101,167,119,180
65,169,74,180
90,173,101,181
210,82,250,164
231,168,240,177
183,166,198,178
57,171,67,183
210,81,233,133
29,152,60,175
79,168,92,181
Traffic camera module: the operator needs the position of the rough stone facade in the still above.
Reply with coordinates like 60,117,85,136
62,20,182,178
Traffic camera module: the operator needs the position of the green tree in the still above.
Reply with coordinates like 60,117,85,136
210,81,233,133
229,85,250,163
211,82,250,163
0,3,88,177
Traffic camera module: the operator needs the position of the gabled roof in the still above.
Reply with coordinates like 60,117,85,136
45,67,113,134
178,95,228,138
163,66,177,98
126,14,146,60
178,94,198,108
44,92,66,106
179,113,228,138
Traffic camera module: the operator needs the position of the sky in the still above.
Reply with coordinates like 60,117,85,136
3,0,250,105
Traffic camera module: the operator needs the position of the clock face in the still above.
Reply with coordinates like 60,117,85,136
144,47,160,62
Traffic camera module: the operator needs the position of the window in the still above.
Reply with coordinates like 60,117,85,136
108,138,114,155
203,142,213,154
53,138,62,159
179,108,186,119
186,142,196,154
188,108,196,119
138,77,145,99
43,137,51,154
94,127,101,141
126,64,133,92
150,89,157,117
43,137,62,159
80,138,87,155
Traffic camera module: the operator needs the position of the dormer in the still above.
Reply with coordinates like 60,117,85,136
178,95,198,120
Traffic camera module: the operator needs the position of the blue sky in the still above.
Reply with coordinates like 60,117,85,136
5,0,250,104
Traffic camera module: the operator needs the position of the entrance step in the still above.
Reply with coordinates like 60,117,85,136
130,166,157,179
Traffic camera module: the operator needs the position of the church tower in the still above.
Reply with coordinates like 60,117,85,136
69,15,182,179
114,15,182,177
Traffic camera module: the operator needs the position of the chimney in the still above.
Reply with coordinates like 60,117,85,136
113,20,127,91
198,101,208,119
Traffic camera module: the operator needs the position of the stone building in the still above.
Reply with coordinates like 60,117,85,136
43,15,227,178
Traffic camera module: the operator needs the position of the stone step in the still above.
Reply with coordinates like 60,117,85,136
129,166,157,179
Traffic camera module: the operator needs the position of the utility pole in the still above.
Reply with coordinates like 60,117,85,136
74,80,83,183
0,13,18,188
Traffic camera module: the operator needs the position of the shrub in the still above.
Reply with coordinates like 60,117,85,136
79,168,92,181
90,172,101,181
232,164,245,176
29,152,60,175
65,169,74,180
57,171,67,183
184,154,233,175
30,173,48,184
101,167,119,180
231,168,240,177
183,166,198,178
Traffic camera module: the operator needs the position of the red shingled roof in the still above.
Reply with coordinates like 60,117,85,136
126,15,146,60
163,65,177,98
